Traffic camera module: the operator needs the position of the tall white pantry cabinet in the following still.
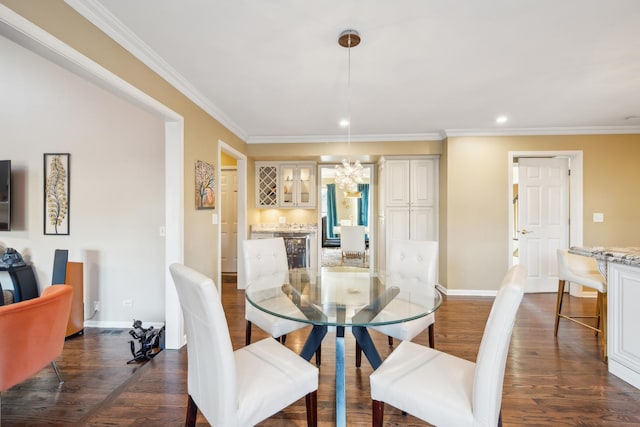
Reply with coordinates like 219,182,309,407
377,156,439,278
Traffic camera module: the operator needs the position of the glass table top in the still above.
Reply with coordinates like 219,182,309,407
245,268,442,328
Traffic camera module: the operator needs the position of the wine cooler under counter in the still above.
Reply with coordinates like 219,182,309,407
250,225,317,270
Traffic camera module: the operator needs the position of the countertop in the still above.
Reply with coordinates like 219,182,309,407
250,224,317,234
569,246,640,267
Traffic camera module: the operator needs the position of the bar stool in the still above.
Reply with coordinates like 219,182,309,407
555,248,607,361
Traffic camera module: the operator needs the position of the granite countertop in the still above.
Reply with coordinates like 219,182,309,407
569,246,640,267
251,224,317,234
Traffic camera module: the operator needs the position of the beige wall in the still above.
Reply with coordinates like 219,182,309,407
1,0,247,281
444,134,640,291
220,151,237,167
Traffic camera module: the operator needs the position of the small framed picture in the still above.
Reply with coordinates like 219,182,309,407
195,160,216,209
44,153,70,235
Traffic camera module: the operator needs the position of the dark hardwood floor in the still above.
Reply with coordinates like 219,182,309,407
2,274,640,426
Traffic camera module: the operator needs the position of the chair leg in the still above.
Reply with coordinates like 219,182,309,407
554,279,566,336
372,399,384,427
245,320,252,346
186,395,198,427
600,292,608,362
428,323,435,349
595,292,601,336
315,344,322,367
51,361,63,384
355,341,362,368
305,390,318,427
387,336,393,346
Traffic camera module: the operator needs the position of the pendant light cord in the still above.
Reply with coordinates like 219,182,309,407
347,32,352,162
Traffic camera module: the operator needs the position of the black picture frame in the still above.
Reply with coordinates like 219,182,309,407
43,153,70,235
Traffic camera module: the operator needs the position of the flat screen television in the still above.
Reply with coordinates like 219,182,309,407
0,160,10,231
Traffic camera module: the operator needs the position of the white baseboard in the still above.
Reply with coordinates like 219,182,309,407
84,320,165,329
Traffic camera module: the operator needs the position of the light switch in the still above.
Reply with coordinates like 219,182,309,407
212,213,218,224
593,212,604,223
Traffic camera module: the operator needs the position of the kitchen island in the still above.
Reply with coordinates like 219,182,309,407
569,246,640,389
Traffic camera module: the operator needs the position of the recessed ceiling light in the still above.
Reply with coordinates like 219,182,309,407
339,119,350,127
496,115,508,124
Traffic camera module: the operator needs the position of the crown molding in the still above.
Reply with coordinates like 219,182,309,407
444,126,640,138
247,132,445,144
65,0,247,141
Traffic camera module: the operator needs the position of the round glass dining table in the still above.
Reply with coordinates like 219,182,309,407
245,267,442,427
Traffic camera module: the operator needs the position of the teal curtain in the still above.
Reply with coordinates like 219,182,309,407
327,184,338,238
357,184,369,226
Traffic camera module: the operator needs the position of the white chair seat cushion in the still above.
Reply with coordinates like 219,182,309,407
562,270,606,293
369,298,435,341
246,296,309,339
559,249,606,293
236,337,318,426
370,340,475,427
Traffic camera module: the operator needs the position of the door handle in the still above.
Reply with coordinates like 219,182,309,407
519,229,533,235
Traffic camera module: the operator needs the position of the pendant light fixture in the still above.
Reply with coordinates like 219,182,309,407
334,29,364,198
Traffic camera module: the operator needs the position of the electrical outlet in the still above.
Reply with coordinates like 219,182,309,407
93,301,100,312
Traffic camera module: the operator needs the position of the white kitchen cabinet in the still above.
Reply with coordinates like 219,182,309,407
385,158,436,207
255,162,279,207
608,262,640,389
378,156,439,278
279,163,315,208
255,161,316,208
383,157,438,241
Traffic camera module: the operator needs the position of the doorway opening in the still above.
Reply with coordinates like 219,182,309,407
317,164,374,270
218,142,247,290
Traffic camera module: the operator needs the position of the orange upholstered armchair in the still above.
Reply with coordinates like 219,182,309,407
0,285,73,404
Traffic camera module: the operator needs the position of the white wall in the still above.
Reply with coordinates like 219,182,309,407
0,35,166,325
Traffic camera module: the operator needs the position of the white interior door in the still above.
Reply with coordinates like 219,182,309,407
221,169,238,272
518,157,569,292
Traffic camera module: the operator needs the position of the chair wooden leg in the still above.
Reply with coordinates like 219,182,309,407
355,341,362,367
245,320,252,345
554,279,566,336
306,390,318,427
186,395,198,427
387,336,393,346
315,344,321,367
600,292,608,362
372,399,384,427
595,292,602,336
428,323,435,348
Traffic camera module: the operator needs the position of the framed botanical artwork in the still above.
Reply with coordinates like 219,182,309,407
44,153,70,235
195,160,215,209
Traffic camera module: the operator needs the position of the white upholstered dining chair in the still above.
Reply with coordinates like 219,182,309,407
169,263,319,427
340,225,366,266
370,265,526,427
555,248,607,360
243,237,321,365
355,239,438,367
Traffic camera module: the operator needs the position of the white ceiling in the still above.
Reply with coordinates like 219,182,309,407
67,0,640,143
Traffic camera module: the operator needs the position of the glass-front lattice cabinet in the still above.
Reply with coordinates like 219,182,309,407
255,162,315,208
